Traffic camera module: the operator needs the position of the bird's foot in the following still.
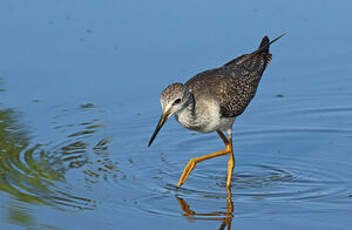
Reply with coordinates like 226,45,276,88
176,148,231,188
177,158,197,187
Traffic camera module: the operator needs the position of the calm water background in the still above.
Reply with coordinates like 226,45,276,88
1,1,352,229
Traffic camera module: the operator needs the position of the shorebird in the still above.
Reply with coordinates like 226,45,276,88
148,33,285,188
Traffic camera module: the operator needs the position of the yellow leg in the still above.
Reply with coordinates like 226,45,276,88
217,131,229,145
177,131,232,188
226,134,234,188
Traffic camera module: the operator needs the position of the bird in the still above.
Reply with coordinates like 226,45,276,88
148,33,286,189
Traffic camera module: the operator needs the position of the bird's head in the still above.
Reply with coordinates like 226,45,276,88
148,82,190,147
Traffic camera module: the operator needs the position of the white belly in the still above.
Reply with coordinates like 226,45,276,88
175,99,235,133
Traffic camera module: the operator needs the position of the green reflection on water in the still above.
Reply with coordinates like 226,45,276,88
0,96,116,229
0,107,116,206
5,201,64,230
0,80,123,229
0,109,61,229
0,109,58,205
0,103,119,204
0,78,4,92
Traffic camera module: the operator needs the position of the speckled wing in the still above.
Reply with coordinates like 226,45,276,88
186,36,273,118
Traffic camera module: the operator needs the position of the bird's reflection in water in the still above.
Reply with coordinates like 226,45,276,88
176,188,234,230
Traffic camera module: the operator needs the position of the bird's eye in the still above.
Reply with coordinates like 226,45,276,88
174,98,181,105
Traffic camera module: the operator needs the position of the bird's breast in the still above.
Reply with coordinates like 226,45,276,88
175,98,233,133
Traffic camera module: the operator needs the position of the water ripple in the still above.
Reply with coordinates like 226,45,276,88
0,105,119,212
115,105,352,218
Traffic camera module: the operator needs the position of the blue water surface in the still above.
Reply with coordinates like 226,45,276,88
0,1,352,229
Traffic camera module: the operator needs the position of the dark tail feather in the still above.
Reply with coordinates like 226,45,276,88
259,36,272,67
259,36,270,53
258,33,286,54
224,33,286,67
239,33,286,64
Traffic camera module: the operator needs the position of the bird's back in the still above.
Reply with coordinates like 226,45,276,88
185,35,276,118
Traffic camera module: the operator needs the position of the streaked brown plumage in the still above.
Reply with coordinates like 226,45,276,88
148,34,285,188
185,35,281,118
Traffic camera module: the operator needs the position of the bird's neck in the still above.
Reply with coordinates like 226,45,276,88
184,92,196,116
175,92,196,128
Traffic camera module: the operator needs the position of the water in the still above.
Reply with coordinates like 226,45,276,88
1,1,352,229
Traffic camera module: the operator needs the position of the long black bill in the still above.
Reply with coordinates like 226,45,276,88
148,113,169,147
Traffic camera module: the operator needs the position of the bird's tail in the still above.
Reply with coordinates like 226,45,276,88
258,36,270,54
241,33,286,65
224,33,286,67
258,36,272,68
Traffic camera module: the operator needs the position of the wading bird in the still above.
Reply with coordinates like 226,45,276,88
148,33,285,188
